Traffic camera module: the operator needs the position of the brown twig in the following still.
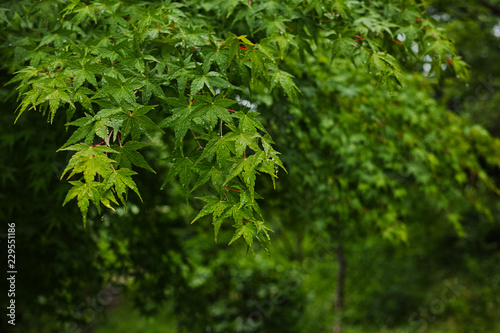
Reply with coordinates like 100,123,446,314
191,130,204,150
108,130,113,144
224,187,241,192
91,141,105,147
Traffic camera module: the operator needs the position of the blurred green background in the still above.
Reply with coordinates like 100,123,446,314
1,0,500,332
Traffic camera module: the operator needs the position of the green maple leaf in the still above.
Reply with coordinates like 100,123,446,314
213,203,244,242
159,96,201,143
6,66,39,92
138,63,166,104
121,105,164,141
265,33,297,59
224,126,260,156
229,222,256,253
35,87,75,123
105,168,142,204
240,43,277,80
191,195,233,223
192,197,233,241
68,59,99,89
190,66,234,96
194,95,237,125
62,1,98,24
233,111,268,134
220,34,241,66
62,180,101,227
198,134,236,168
191,160,225,192
203,49,229,73
99,187,120,212
228,204,273,254
269,66,299,101
331,34,358,58
254,218,273,256
396,24,420,46
166,55,196,94
62,114,95,149
163,155,196,192
72,87,94,112
14,89,41,123
59,144,118,182
102,76,143,104
369,52,404,89
141,77,166,105
224,151,265,201
114,141,156,173
190,195,220,223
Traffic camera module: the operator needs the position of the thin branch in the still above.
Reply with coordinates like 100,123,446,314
191,130,203,150
108,129,113,145
91,141,105,147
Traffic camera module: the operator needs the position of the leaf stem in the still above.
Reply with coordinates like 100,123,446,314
91,141,105,147
191,130,204,150
108,129,113,144
154,21,161,32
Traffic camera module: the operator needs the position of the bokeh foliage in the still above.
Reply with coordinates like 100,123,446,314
1,0,500,332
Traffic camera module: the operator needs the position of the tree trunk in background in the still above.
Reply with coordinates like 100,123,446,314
333,243,346,333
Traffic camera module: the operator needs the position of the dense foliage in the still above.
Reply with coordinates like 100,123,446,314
1,0,499,332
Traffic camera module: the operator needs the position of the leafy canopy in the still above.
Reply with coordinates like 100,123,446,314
0,0,480,252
